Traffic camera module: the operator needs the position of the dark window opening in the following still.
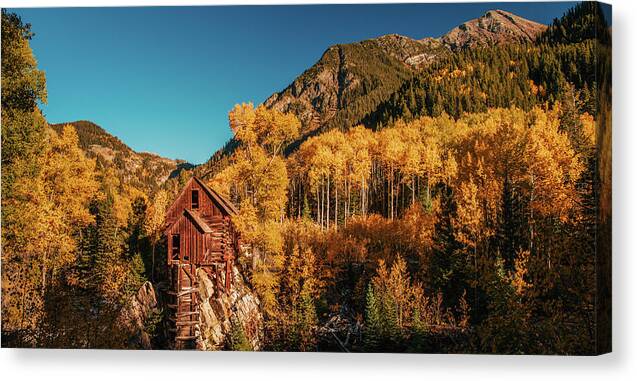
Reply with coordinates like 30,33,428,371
191,189,199,209
171,234,180,261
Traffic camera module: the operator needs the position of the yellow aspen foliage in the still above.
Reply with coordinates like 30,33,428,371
224,103,298,221
579,112,596,146
221,103,300,320
2,123,98,338
525,107,584,220
228,102,257,146
40,125,99,286
229,102,300,156
43,125,99,228
453,176,484,248
145,189,168,280
509,249,531,295
97,166,130,226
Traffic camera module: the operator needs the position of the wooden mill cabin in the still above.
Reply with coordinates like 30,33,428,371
164,176,240,349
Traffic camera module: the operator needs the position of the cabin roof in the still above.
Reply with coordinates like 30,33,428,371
193,177,239,215
183,209,213,233
165,176,238,223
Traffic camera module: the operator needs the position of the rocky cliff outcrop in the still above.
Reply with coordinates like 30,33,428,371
374,34,448,67
195,266,263,350
119,281,160,349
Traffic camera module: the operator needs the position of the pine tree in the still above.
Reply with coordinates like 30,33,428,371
380,290,400,350
227,317,252,351
407,307,427,352
298,293,318,351
145,190,167,282
126,197,151,276
128,253,147,295
363,284,381,351
499,173,519,270
559,82,588,155
430,185,465,301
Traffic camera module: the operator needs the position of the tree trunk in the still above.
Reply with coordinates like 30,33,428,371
327,173,331,230
412,176,416,205
530,172,535,253
389,169,392,219
360,177,364,216
297,180,301,219
427,175,431,205
321,177,325,229
316,187,320,226
346,178,351,226
390,168,395,220
363,176,367,216
335,178,338,229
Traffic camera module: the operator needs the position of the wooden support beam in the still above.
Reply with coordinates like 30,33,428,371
176,321,200,327
175,336,197,340
225,259,232,290
176,311,199,317
167,288,199,297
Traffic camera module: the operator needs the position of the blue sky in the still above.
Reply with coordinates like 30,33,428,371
11,2,578,164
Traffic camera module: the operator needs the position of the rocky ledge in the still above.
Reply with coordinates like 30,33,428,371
195,266,264,350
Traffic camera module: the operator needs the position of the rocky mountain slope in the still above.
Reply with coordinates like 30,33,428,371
263,35,448,141
199,9,546,177
263,10,544,139
441,9,547,51
50,120,192,194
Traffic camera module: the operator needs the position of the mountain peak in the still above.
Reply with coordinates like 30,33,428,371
441,9,547,51
262,31,451,142
252,9,548,160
